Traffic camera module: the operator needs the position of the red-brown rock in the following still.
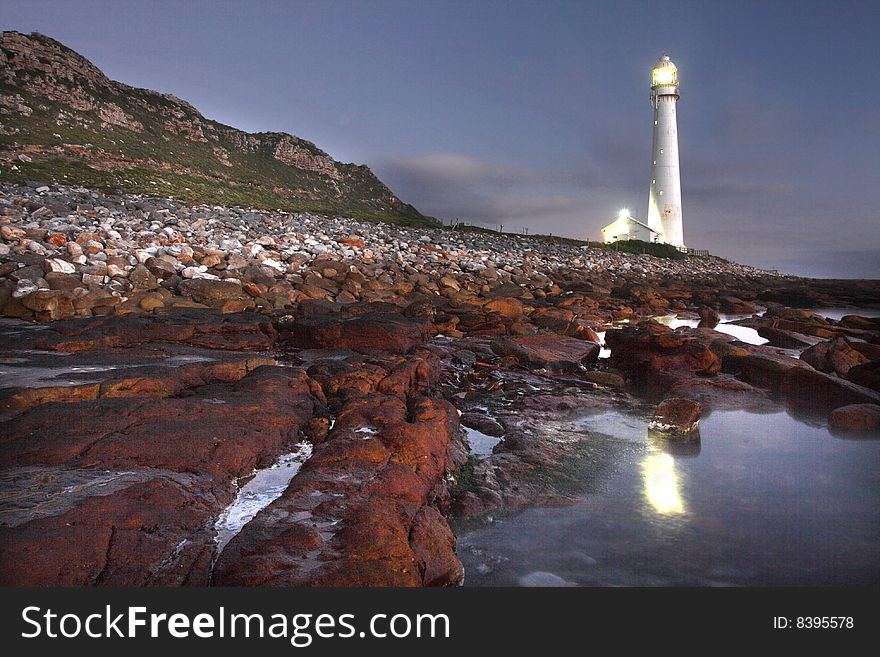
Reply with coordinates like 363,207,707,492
280,310,431,355
649,397,701,438
801,337,870,376
828,404,880,434
491,333,599,371
780,367,880,412
606,323,721,387
213,395,462,586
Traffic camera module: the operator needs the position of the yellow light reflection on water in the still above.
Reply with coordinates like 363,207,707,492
642,452,685,515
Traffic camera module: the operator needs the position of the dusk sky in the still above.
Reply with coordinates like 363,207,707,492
3,0,878,278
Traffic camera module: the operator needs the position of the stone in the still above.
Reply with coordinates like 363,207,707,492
757,326,816,349
491,334,600,371
460,413,505,436
20,290,75,320
483,296,524,320
280,310,431,355
145,256,177,278
719,296,757,314
606,323,721,387
801,338,869,377
12,279,39,299
178,278,247,303
649,397,701,438
129,264,159,290
846,361,880,393
828,404,880,434
722,350,810,390
44,272,82,291
138,293,165,311
42,258,76,274
780,367,880,413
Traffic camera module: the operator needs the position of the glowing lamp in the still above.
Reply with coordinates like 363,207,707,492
651,56,679,89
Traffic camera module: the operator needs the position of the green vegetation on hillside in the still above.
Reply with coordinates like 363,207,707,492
0,73,429,223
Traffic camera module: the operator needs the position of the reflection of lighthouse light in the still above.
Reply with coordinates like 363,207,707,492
642,453,685,515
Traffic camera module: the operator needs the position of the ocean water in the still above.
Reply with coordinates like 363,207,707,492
458,409,880,586
464,425,503,457
654,313,768,345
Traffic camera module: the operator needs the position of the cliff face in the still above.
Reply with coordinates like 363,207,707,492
0,31,426,221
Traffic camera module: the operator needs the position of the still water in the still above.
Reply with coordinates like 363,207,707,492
457,409,880,586
654,313,767,345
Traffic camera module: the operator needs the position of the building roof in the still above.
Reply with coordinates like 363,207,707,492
601,215,659,234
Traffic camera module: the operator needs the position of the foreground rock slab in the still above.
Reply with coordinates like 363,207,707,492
0,306,464,586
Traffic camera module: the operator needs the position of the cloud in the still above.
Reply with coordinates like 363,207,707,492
381,153,538,187
375,150,878,279
376,153,577,225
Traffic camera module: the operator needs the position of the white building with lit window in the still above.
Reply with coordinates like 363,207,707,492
601,209,661,244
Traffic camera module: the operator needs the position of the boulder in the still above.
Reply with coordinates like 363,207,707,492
42,257,76,274
280,310,431,355
838,315,880,330
757,326,817,349
213,396,462,586
722,350,810,390
461,413,505,437
483,296,524,320
31,310,276,352
144,256,177,278
780,367,880,412
178,278,247,303
649,397,701,438
491,333,599,371
129,264,159,290
606,323,721,387
846,361,880,393
801,338,870,376
20,289,75,320
668,374,772,412
828,404,880,434
698,305,720,328
719,296,757,314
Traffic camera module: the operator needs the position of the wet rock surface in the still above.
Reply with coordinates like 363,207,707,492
649,398,702,438
0,305,462,586
2,184,880,586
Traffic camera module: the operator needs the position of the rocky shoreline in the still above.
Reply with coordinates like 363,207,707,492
1,183,879,586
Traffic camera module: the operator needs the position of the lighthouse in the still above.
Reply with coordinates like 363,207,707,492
647,54,684,248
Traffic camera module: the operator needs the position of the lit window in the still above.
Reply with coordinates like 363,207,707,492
652,179,655,184
654,120,658,125
653,160,656,165
659,190,664,196
660,149,664,154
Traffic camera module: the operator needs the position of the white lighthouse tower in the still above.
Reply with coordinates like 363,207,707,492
647,54,684,248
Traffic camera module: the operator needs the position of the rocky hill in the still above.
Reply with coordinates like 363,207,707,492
0,31,427,223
